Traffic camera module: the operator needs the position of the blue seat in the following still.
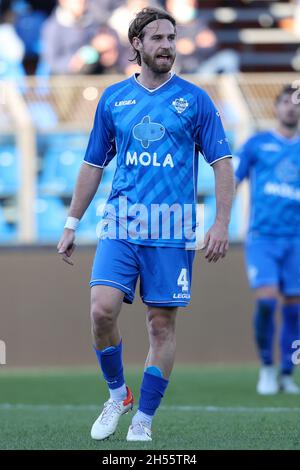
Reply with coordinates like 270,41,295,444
197,154,215,195
27,102,58,129
39,149,61,193
39,134,89,195
0,146,19,195
97,165,115,199
36,196,66,241
202,196,216,234
56,149,83,192
0,206,16,242
44,133,89,152
225,130,235,150
39,148,82,194
0,60,25,79
77,197,107,243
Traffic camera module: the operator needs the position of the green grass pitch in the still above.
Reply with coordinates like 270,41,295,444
0,365,300,450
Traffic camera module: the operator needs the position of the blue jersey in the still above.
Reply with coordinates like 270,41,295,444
236,131,300,237
84,73,231,247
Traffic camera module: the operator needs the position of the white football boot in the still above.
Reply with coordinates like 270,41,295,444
91,386,134,440
126,421,152,442
256,366,279,395
279,375,300,394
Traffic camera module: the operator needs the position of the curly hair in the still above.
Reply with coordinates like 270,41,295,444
128,7,176,66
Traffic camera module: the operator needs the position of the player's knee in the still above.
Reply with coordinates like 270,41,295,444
148,313,176,341
90,301,115,334
255,287,278,299
283,296,300,305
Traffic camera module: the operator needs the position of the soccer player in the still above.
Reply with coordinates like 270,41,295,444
236,85,300,395
57,7,234,441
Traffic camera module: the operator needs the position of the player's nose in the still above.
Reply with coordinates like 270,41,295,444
160,37,172,49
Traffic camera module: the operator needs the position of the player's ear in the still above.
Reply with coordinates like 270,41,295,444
132,37,142,52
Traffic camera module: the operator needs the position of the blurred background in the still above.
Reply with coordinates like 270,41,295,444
0,0,299,367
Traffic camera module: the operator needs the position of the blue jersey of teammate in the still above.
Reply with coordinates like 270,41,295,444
84,73,231,247
236,131,300,237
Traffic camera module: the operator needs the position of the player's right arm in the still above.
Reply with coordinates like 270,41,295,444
57,163,103,265
57,88,116,265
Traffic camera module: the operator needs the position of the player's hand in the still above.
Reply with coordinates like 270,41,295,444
57,229,76,266
201,221,229,263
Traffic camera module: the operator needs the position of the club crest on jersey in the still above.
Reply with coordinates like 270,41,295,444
133,115,165,149
172,97,189,114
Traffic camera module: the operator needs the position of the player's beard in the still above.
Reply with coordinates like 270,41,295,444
282,120,299,129
280,115,299,129
141,49,175,74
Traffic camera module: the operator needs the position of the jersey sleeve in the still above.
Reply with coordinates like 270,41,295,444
194,91,232,165
235,137,255,183
84,90,116,168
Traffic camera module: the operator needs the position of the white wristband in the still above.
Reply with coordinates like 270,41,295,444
64,217,80,231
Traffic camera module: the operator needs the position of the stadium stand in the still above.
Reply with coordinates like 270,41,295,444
237,72,300,129
0,139,19,196
0,203,15,240
197,0,299,72
38,133,89,195
76,196,107,242
1,71,299,244
197,155,215,196
0,0,299,244
35,195,66,241
1,0,298,76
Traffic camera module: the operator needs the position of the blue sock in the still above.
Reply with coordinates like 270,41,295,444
145,366,164,378
280,304,300,375
94,340,125,393
137,366,169,418
253,298,277,365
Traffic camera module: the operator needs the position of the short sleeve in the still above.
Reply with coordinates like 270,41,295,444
194,91,232,165
84,90,116,168
235,138,255,183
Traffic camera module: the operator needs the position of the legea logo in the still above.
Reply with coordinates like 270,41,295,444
291,340,300,365
115,99,136,107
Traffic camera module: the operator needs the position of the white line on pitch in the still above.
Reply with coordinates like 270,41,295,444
0,404,300,413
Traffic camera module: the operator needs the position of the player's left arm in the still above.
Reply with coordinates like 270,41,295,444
195,91,235,262
203,158,235,263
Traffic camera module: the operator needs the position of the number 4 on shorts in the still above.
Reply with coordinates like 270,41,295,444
177,268,189,292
